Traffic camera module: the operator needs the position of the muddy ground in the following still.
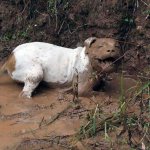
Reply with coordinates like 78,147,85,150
0,0,150,150
0,73,149,150
0,73,145,150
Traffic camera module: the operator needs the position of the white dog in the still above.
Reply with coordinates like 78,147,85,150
0,37,120,98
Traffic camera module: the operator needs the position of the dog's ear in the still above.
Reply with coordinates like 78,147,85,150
84,37,97,48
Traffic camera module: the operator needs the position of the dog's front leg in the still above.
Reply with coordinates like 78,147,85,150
57,86,73,100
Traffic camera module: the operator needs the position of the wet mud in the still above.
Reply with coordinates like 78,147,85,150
0,73,146,150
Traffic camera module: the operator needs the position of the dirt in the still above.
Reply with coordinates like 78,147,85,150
0,74,77,149
0,73,149,150
0,0,150,149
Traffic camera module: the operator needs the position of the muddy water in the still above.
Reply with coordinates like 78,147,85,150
0,75,85,149
0,74,138,150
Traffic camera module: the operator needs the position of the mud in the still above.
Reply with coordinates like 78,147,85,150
1,72,146,150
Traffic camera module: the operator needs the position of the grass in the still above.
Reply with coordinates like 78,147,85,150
1,26,31,42
119,72,126,116
76,72,150,149
78,104,100,139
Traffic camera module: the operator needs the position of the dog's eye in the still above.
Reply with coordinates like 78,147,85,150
98,46,103,48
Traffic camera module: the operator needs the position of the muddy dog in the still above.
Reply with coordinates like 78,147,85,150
0,37,120,99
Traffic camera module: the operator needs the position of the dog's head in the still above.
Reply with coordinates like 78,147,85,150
84,37,120,73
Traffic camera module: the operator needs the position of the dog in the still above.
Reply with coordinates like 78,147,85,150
0,37,120,99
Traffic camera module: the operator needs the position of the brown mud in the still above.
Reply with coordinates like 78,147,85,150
1,73,147,150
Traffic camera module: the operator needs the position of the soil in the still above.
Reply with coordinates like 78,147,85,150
0,0,150,150
0,73,149,150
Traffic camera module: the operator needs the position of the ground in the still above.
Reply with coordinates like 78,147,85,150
0,0,150,150
0,74,149,150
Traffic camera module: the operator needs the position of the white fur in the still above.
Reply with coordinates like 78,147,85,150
12,42,89,85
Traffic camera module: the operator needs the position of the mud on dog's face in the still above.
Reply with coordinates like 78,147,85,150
84,37,120,73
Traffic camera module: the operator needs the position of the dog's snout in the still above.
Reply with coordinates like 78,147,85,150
107,49,115,53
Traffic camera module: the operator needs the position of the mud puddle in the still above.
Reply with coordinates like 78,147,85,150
0,74,140,150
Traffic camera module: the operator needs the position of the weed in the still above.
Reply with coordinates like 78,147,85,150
123,18,134,24
76,73,150,149
47,0,56,15
126,115,138,127
1,32,14,41
104,122,111,142
132,81,150,101
1,26,30,42
17,30,29,38
143,10,150,15
119,72,126,115
78,104,101,139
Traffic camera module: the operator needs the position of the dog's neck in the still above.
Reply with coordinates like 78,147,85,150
86,55,105,81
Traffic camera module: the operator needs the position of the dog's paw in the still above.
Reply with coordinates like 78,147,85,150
19,91,32,99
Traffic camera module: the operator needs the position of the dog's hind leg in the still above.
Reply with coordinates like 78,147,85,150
19,66,43,99
19,80,40,99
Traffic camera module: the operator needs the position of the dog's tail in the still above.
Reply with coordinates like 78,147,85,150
0,63,7,75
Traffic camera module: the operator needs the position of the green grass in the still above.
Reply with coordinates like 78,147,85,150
76,72,150,149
